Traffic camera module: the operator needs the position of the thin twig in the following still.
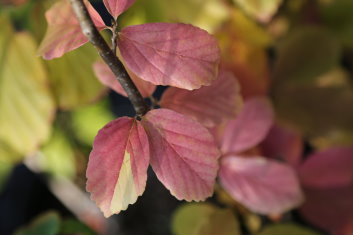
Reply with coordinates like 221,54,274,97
69,0,149,116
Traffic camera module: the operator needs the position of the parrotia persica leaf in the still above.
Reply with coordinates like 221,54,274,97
141,109,221,201
118,23,221,90
38,0,106,60
103,0,136,19
219,156,304,215
221,97,274,154
93,60,156,98
160,70,243,127
45,44,105,109
298,147,353,189
86,117,149,217
0,31,55,156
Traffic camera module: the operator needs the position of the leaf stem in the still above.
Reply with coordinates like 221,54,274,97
69,0,149,116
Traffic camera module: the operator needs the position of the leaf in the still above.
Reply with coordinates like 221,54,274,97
103,0,136,19
71,99,115,146
172,203,240,235
60,218,97,235
40,128,76,179
299,187,353,235
15,211,60,235
38,0,106,60
257,223,321,235
215,10,272,98
160,70,243,127
141,109,220,201
0,32,55,155
320,0,353,49
45,43,106,109
93,60,155,98
298,147,353,189
233,0,283,23
86,117,149,217
273,26,341,84
219,156,304,215
221,97,274,154
118,23,220,90
261,123,303,167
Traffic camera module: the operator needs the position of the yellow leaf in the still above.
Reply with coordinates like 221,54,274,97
234,0,283,23
45,43,106,110
0,31,55,156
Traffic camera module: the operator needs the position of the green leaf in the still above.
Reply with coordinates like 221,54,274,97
40,128,76,179
15,211,60,235
45,43,106,110
320,0,353,48
71,99,114,146
273,26,341,84
0,30,55,156
172,203,240,235
257,224,322,235
59,219,97,235
118,0,229,33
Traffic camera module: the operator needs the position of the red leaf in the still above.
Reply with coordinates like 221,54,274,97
160,70,243,127
221,97,274,154
219,155,304,214
299,187,353,235
38,0,106,60
93,60,155,98
86,117,149,217
299,147,353,189
118,23,220,90
103,0,135,19
261,124,303,167
141,109,220,201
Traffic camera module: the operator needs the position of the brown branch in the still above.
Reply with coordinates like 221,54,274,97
69,0,149,116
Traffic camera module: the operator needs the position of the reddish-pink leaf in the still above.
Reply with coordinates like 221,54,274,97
93,60,155,97
118,23,221,90
141,109,221,201
38,0,106,60
86,117,149,217
103,0,135,19
219,155,304,215
261,124,303,167
221,97,274,154
159,70,243,127
299,187,353,235
299,147,353,189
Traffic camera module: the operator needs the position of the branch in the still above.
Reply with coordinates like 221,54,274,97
69,0,149,116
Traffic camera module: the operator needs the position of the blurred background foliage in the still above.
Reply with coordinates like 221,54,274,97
0,0,353,234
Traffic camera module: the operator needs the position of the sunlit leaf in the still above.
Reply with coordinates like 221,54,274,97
71,99,115,146
103,0,135,19
142,109,220,201
93,60,155,98
45,44,106,110
38,0,106,60
40,128,76,179
118,23,220,90
87,117,149,217
257,223,321,235
221,97,274,154
233,0,283,23
15,211,60,235
215,10,271,98
160,70,243,127
219,156,304,215
0,32,55,155
172,203,240,235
